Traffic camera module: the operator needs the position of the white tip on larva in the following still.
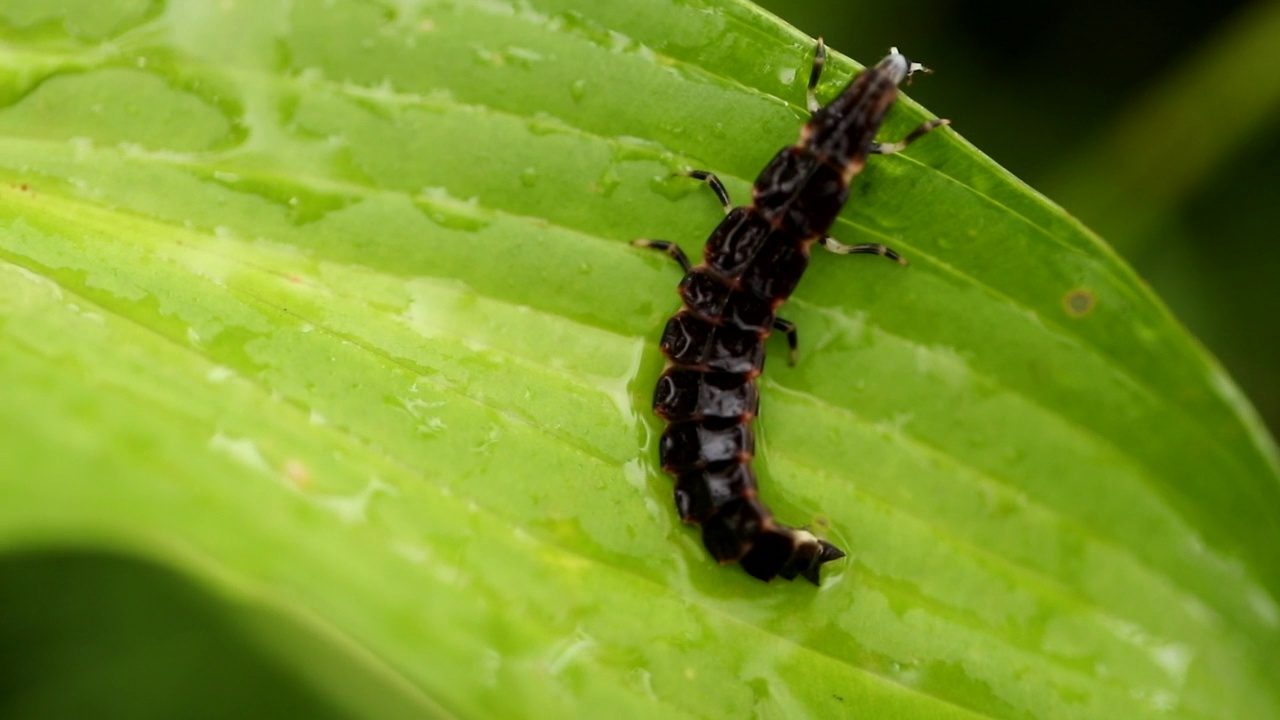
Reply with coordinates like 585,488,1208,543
883,46,931,85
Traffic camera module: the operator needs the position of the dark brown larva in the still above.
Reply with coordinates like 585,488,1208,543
635,42,948,585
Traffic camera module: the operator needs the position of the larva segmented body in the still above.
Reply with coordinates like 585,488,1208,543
635,42,948,585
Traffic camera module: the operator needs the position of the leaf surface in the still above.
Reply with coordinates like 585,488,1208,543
1,0,1278,717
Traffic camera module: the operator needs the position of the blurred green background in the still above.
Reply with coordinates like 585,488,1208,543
756,0,1280,439
0,552,348,720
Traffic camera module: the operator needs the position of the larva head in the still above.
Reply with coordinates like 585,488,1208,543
882,47,930,87
806,46,936,176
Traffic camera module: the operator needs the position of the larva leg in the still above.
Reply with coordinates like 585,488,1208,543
870,118,950,155
807,38,827,113
677,170,732,213
773,317,799,366
820,235,908,266
632,239,693,273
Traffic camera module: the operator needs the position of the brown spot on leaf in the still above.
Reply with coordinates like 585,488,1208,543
1063,288,1096,318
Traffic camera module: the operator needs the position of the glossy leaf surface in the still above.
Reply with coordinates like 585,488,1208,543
1,0,1278,717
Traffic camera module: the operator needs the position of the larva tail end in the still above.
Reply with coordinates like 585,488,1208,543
739,526,846,585
801,540,846,586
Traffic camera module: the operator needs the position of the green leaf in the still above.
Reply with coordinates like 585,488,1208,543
1,0,1277,718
